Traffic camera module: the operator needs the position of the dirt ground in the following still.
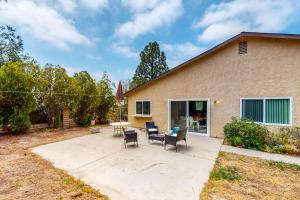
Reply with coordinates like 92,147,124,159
200,152,300,200
0,127,109,200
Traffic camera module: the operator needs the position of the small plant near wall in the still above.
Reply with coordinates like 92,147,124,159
224,117,269,150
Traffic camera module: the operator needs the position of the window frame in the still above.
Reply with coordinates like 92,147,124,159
240,97,293,126
135,100,152,117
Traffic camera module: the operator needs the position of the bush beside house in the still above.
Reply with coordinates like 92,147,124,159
224,118,268,150
224,118,300,155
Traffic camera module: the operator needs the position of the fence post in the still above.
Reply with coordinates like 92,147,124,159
62,108,70,129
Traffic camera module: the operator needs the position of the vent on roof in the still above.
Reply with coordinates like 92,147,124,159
239,41,247,54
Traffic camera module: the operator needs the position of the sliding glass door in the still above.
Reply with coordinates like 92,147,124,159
170,101,187,130
169,100,209,136
188,101,208,134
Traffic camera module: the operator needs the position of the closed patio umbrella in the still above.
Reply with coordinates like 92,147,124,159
116,81,124,122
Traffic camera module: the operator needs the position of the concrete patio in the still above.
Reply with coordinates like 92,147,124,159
32,126,223,200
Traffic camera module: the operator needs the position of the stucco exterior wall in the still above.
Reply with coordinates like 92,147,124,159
127,37,300,138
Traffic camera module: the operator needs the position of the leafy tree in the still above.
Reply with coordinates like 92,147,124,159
0,26,26,67
0,61,38,133
131,41,168,88
72,71,97,126
36,64,73,128
95,72,117,123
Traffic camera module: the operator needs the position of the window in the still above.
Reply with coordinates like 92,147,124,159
265,99,290,124
143,101,151,115
136,102,143,115
241,98,291,125
242,99,263,122
136,100,151,116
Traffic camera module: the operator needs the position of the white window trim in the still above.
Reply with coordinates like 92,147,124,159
135,100,152,117
240,97,293,126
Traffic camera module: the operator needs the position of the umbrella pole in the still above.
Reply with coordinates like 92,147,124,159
119,103,122,122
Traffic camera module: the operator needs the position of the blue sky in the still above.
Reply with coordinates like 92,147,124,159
1,0,300,84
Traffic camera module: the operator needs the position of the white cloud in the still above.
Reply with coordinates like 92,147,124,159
87,54,102,60
57,0,107,13
80,0,108,12
112,43,139,58
63,66,84,76
194,0,300,42
121,0,160,12
0,0,90,49
162,42,205,68
58,0,77,14
116,0,183,39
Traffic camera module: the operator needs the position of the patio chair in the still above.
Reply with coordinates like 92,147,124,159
164,128,187,152
145,122,158,137
122,127,138,148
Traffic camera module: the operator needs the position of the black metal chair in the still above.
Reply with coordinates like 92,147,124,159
122,127,138,148
164,128,187,152
145,122,158,138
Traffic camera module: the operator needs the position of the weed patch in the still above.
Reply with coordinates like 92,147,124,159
201,152,300,200
268,161,300,171
210,166,240,181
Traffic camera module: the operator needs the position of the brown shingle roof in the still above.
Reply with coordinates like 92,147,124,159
125,31,300,96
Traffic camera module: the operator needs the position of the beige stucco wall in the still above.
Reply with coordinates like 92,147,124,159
127,37,300,138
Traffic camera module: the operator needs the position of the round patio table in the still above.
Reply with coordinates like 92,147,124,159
110,122,131,135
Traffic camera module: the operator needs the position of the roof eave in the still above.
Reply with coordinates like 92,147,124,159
124,31,300,96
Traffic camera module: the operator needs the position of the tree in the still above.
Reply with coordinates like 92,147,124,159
72,71,97,126
122,78,132,93
0,26,25,67
36,64,73,128
131,41,168,88
95,72,117,123
0,61,38,133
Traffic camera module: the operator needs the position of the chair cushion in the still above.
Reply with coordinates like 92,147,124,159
166,131,176,136
146,122,155,128
148,128,158,132
172,127,180,133
166,131,177,137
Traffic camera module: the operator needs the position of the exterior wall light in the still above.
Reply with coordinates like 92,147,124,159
212,100,220,105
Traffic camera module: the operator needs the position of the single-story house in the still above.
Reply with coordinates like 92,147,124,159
124,32,300,138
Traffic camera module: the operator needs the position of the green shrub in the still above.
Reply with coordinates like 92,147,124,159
224,118,269,150
0,61,37,134
81,115,92,127
54,114,62,128
210,166,240,181
9,110,31,134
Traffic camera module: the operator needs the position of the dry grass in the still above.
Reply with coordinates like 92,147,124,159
200,152,300,200
0,127,109,200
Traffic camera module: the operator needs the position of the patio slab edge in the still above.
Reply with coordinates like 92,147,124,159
221,145,300,165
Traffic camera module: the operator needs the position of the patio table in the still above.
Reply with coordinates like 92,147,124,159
148,133,165,146
110,122,131,135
